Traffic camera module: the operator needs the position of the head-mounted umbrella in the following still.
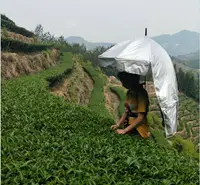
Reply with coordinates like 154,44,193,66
98,32,179,138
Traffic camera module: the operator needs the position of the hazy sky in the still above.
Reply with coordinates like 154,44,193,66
1,0,199,42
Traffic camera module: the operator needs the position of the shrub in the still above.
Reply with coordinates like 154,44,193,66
172,135,199,160
1,19,34,37
1,37,53,53
1,14,15,24
2,27,9,38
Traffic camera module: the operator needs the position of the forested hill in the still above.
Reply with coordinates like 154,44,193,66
65,30,200,56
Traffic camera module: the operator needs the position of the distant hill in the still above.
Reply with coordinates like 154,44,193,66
152,30,199,56
172,57,198,72
170,56,199,80
66,30,200,56
65,36,113,50
176,51,199,69
177,50,199,61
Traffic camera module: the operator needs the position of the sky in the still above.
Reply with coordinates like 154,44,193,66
1,0,200,43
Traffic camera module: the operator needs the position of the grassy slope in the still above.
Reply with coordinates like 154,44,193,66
110,86,126,117
2,53,199,184
83,64,112,119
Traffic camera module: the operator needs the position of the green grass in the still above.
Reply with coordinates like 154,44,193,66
83,64,112,119
46,52,74,88
1,53,199,184
110,86,126,117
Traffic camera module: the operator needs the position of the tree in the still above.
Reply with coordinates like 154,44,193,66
177,68,186,92
34,24,43,40
42,32,56,43
58,36,65,45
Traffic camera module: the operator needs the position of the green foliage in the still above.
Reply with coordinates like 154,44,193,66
46,62,73,88
2,27,8,38
102,66,118,77
150,130,170,147
41,49,51,56
1,52,199,184
184,60,199,69
34,24,44,40
1,18,34,38
185,124,191,138
171,136,199,160
194,138,199,145
1,14,15,24
176,121,182,131
83,64,112,118
150,93,199,148
175,67,199,101
1,37,53,53
33,24,111,71
110,86,126,116
178,121,184,130
147,113,154,127
147,112,163,130
84,46,109,66
46,53,74,88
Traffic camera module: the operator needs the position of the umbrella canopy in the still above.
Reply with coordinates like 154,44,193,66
98,37,179,138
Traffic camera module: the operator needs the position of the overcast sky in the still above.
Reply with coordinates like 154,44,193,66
1,0,199,42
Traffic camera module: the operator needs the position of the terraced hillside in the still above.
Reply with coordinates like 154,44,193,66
1,14,199,185
2,52,199,184
146,82,199,149
51,64,199,154
1,15,58,80
50,57,94,106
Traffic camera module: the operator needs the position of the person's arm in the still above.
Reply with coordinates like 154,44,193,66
117,112,127,126
123,113,144,133
111,111,127,130
115,113,144,134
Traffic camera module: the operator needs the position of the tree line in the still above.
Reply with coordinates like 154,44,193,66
174,65,199,101
34,24,110,65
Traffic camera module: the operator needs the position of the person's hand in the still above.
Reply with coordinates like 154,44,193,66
111,124,119,130
115,129,126,134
